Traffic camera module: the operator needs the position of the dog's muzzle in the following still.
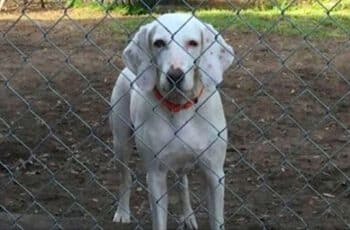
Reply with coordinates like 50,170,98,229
166,67,185,87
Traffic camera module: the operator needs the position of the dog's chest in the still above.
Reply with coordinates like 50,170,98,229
136,111,218,164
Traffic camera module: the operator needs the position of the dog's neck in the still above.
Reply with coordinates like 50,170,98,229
153,86,204,113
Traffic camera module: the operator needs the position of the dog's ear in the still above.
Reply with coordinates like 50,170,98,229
122,23,157,91
199,24,234,86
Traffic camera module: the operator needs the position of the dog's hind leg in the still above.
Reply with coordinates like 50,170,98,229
178,175,198,229
111,74,133,223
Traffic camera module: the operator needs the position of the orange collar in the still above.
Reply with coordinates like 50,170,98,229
153,87,204,113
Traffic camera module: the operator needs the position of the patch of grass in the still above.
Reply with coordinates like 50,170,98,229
115,4,148,15
61,0,349,39
195,7,350,38
249,0,350,11
91,7,347,39
67,0,102,10
67,0,151,15
1,2,348,39
105,6,350,39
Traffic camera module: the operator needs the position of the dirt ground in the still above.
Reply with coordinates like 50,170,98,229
0,9,350,230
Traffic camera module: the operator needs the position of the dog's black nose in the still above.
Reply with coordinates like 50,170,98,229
166,68,185,85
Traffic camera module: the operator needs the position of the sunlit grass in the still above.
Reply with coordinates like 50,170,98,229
107,6,350,38
196,8,350,38
0,4,349,39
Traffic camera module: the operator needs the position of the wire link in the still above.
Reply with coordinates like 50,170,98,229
0,0,349,229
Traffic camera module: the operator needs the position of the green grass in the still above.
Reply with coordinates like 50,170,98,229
67,0,151,14
67,0,350,39
109,7,349,39
196,8,350,38
249,0,350,11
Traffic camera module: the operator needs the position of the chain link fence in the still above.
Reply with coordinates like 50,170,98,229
1,0,349,229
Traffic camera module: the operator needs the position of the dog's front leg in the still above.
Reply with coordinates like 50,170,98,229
178,175,198,229
147,170,168,230
204,168,225,230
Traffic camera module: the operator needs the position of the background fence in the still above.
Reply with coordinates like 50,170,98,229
1,0,350,229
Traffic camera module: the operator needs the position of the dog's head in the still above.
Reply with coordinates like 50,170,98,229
122,13,234,101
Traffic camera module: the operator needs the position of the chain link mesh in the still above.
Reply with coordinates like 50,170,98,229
1,0,349,229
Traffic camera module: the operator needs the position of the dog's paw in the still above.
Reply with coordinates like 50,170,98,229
112,206,131,223
179,212,198,230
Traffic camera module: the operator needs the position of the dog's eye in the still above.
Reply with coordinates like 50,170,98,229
187,40,199,47
153,39,166,48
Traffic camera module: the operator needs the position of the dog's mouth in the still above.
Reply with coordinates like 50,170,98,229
164,86,191,103
158,80,203,105
153,85,204,113
159,80,190,104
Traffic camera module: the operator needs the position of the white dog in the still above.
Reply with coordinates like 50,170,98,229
110,13,234,230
